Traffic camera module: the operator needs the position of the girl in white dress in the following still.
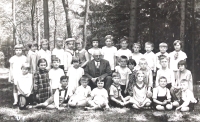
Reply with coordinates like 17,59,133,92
67,57,84,97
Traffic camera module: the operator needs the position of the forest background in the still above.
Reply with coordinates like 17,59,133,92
0,0,200,82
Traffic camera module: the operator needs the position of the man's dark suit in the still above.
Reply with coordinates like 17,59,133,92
84,59,112,90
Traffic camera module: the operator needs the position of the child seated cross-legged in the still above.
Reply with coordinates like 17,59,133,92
34,76,69,110
109,72,131,107
17,63,34,110
85,80,109,110
153,76,173,111
68,75,91,107
129,70,152,109
173,79,198,112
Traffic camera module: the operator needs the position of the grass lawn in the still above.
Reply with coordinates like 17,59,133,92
1,79,200,122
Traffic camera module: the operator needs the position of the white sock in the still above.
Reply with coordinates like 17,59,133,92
13,93,18,104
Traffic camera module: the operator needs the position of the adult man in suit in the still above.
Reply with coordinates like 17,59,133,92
85,50,112,91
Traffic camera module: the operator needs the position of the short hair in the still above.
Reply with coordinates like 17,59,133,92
91,36,99,43
96,79,104,83
105,35,113,41
80,75,89,82
14,44,23,50
21,63,30,71
178,60,187,68
159,55,168,61
56,38,63,42
27,42,38,49
159,42,168,47
120,55,128,62
120,36,128,43
127,59,137,66
37,58,48,67
138,58,147,64
52,57,60,62
158,76,167,82
132,42,141,48
135,70,145,77
40,39,48,45
180,79,188,84
71,56,80,64
60,76,68,82
112,72,121,78
173,40,182,47
145,41,154,48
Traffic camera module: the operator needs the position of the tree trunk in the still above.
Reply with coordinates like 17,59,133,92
83,0,89,48
53,0,57,48
62,0,72,39
180,0,186,51
12,0,16,46
43,0,50,49
191,0,195,83
129,0,137,44
149,0,156,43
36,0,41,49
31,0,36,42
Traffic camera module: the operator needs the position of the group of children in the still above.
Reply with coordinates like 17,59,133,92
8,35,198,112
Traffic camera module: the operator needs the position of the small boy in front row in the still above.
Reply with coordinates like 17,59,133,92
173,79,198,112
34,76,68,110
68,75,91,107
109,72,131,107
85,80,109,110
17,63,34,110
153,76,172,111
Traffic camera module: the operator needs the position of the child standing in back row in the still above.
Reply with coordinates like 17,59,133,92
9,44,27,106
101,35,117,71
88,37,102,60
131,42,143,69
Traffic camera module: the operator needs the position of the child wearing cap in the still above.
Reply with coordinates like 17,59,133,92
37,39,51,70
75,39,90,68
155,42,169,70
101,35,117,71
64,38,75,71
52,38,65,70
88,37,102,60
9,44,27,106
16,63,34,110
26,42,38,74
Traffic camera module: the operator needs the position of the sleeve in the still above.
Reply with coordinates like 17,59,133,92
74,87,80,95
115,66,119,72
101,47,105,55
109,85,114,96
104,89,108,98
91,89,95,98
182,52,187,60
81,68,84,75
128,50,132,58
166,89,171,99
9,56,14,63
152,88,158,99
187,71,193,92
88,49,92,55
115,50,119,57
153,53,156,72
48,70,52,80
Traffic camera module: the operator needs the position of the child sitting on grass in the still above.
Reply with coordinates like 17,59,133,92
68,75,91,107
17,63,34,110
34,76,69,110
173,79,198,112
153,76,172,111
129,70,152,109
109,72,131,107
85,80,109,110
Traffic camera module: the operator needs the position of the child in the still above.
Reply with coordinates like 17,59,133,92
37,39,51,70
153,76,172,110
67,57,84,97
101,35,117,71
169,40,187,74
115,36,132,65
49,58,65,93
17,63,34,110
109,72,131,107
131,42,143,68
127,59,137,96
9,44,27,105
34,76,69,110
34,58,51,103
26,42,38,74
64,38,75,71
155,42,169,69
138,58,153,97
173,79,197,112
143,42,156,76
88,37,102,60
129,70,152,109
85,80,109,110
155,55,175,89
115,56,132,97
68,75,91,107
75,39,90,68
52,38,65,70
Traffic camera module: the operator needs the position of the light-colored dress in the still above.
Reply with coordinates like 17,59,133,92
27,50,38,74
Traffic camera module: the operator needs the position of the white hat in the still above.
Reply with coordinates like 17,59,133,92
65,38,75,43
